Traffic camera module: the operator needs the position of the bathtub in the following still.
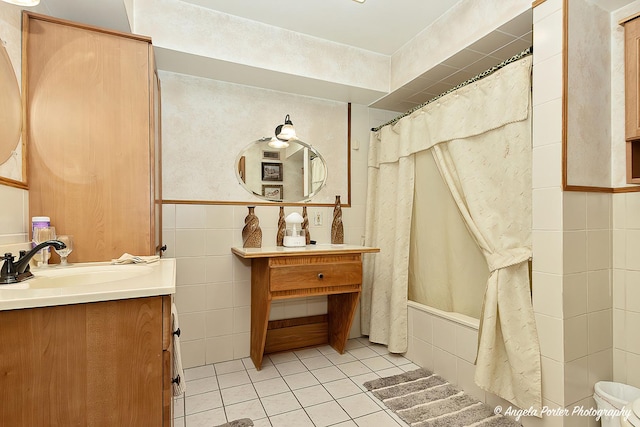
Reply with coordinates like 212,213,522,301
405,300,490,404
405,300,531,417
408,300,479,330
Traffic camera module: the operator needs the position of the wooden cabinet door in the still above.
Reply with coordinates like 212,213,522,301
24,13,158,262
0,297,164,426
626,17,640,141
624,17,640,182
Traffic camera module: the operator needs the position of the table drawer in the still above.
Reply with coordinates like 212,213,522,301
270,261,362,292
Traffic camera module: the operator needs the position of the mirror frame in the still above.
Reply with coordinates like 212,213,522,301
163,103,352,207
234,137,329,203
0,37,27,190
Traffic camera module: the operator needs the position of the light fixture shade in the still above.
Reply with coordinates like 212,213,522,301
276,114,296,141
268,137,289,149
277,124,296,140
2,0,40,5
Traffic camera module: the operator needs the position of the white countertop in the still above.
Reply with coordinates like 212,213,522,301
232,244,380,259
0,258,176,311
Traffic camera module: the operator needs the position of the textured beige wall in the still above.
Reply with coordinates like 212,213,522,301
160,71,349,204
566,0,612,187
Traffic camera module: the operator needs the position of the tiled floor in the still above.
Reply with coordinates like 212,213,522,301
174,337,417,427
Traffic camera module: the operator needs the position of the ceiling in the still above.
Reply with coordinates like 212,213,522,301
40,0,463,55
180,0,462,55
39,0,131,33
371,10,533,112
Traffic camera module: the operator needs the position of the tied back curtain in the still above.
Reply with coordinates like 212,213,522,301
362,56,540,410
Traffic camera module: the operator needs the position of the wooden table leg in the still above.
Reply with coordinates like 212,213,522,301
327,291,360,353
250,259,271,370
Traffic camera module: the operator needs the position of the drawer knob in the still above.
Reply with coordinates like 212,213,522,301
172,375,181,385
173,328,181,337
317,273,324,279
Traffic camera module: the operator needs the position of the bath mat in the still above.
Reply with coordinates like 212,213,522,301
364,368,522,427
213,418,253,427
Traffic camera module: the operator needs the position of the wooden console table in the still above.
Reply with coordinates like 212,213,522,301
231,245,379,370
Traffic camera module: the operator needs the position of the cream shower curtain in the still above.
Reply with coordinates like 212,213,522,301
362,56,541,410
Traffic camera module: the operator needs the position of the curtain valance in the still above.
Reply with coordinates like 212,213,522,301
368,57,531,167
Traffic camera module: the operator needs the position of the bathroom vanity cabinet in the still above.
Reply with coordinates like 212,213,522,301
232,245,379,370
0,295,173,426
23,12,162,262
624,15,640,183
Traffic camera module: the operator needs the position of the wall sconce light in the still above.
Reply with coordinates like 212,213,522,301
269,114,296,148
276,114,296,141
1,0,40,5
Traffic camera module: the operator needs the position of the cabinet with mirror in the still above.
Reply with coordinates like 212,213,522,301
236,138,327,203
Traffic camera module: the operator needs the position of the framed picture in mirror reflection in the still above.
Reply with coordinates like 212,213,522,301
262,150,280,160
262,162,283,181
262,184,283,200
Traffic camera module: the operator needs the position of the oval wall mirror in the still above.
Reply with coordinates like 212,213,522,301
0,41,21,165
235,138,327,202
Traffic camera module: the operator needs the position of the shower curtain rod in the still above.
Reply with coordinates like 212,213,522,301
371,46,533,132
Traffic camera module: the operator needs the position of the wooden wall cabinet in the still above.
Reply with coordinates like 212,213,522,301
0,296,173,426
624,16,640,183
23,12,162,262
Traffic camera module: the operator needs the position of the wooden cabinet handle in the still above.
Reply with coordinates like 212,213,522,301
317,273,324,279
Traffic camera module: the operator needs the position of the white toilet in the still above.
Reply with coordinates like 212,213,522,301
620,398,640,427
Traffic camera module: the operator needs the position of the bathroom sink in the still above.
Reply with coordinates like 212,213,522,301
0,259,175,311
26,264,153,289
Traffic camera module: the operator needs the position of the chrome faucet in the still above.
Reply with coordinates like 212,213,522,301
0,240,66,284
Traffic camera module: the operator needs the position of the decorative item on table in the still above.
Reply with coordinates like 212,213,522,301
283,212,306,247
331,195,344,245
276,206,285,246
302,206,310,245
242,206,262,248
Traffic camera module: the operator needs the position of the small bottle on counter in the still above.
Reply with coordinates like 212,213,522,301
31,216,51,265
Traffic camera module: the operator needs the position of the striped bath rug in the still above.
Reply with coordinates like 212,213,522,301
363,368,522,427
214,419,253,427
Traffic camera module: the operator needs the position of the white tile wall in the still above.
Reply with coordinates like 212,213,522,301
560,189,613,410
612,193,640,388
530,92,566,422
